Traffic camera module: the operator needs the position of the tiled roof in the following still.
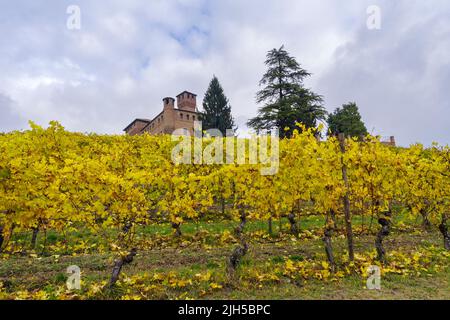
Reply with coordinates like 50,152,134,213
123,118,151,132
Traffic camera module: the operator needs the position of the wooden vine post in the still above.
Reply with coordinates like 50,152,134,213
338,133,355,261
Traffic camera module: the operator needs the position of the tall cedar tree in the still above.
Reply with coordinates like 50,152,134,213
327,102,368,138
200,76,236,135
247,46,326,138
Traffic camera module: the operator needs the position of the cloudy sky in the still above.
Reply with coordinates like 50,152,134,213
1,0,449,146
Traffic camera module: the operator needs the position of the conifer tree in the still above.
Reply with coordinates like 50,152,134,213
247,46,325,138
200,76,236,135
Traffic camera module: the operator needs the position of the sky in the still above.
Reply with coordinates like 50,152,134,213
0,0,449,146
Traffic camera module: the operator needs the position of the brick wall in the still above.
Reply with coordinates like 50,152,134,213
129,92,200,136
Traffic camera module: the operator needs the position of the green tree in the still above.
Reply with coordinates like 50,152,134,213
327,102,368,138
247,46,325,138
200,76,236,135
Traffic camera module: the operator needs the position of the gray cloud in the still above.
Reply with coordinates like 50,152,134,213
0,94,27,132
0,0,449,145
316,0,450,146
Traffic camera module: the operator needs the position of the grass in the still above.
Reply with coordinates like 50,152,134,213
207,272,450,300
0,214,448,300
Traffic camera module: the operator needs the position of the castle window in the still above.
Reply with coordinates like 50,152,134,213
187,114,189,120
193,115,195,121
180,113,183,119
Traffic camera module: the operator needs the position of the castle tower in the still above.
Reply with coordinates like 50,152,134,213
163,97,175,110
177,91,197,112
124,90,199,136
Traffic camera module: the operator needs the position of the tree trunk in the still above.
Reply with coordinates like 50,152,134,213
227,241,248,279
268,217,273,235
122,222,132,234
420,209,432,231
438,215,450,250
375,212,391,263
221,197,226,216
0,226,4,252
330,209,337,230
31,227,39,249
234,210,246,236
40,228,48,255
171,222,182,237
287,212,299,236
0,223,15,253
323,225,335,273
109,248,137,287
227,210,248,280
338,133,355,261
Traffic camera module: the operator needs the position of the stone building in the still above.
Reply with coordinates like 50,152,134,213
380,136,396,147
124,91,200,136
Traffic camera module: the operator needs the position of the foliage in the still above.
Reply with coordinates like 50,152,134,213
199,76,237,135
327,102,368,138
247,46,326,138
0,121,449,299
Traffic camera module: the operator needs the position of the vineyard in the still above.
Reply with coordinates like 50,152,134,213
0,121,449,300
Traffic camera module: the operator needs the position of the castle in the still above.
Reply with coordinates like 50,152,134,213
124,90,200,136
124,91,396,146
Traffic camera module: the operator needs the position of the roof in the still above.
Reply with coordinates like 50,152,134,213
141,108,201,132
141,110,164,132
123,118,151,132
176,90,197,97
